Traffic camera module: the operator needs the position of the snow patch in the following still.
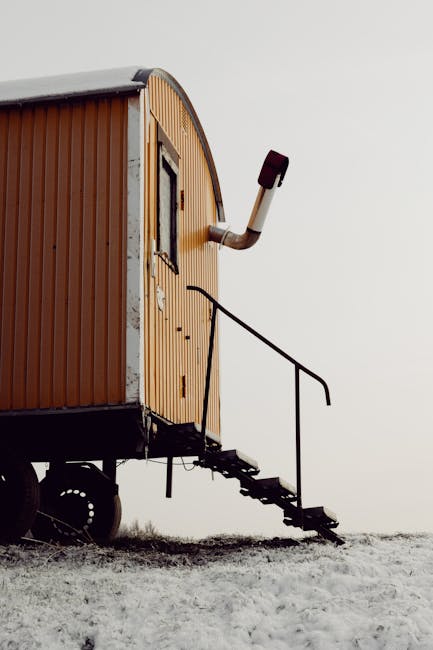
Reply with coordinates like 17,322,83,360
1,534,433,648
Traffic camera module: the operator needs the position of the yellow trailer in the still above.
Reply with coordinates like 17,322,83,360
0,68,342,544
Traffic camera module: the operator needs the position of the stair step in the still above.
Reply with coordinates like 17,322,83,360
216,449,259,471
197,449,260,477
284,505,339,531
240,476,297,503
302,506,338,529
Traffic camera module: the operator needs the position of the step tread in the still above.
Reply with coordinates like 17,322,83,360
240,476,297,505
253,476,297,496
303,506,338,524
198,449,260,477
212,449,259,471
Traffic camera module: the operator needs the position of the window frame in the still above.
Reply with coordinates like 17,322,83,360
156,127,180,274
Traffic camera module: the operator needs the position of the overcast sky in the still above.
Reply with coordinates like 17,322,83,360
2,0,433,538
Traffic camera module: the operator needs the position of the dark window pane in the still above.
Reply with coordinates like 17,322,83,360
158,146,178,270
159,163,172,256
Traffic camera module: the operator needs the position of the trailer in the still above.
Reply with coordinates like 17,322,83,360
0,67,342,544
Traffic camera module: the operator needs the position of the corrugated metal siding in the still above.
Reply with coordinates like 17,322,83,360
146,77,220,436
0,97,127,411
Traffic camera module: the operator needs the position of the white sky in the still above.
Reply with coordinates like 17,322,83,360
3,0,433,537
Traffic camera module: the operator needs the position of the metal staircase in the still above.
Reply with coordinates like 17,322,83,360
187,286,344,546
194,448,343,545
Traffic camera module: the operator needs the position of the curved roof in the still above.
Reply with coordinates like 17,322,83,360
0,67,224,220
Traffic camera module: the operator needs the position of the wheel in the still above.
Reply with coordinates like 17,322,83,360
108,494,122,540
32,463,121,543
0,450,40,543
31,463,121,544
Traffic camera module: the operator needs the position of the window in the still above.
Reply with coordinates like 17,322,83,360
157,130,179,273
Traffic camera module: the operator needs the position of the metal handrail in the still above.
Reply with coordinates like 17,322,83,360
187,285,331,514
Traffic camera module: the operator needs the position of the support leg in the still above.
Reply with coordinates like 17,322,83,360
166,457,173,498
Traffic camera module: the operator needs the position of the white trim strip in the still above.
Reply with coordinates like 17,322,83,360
126,92,144,404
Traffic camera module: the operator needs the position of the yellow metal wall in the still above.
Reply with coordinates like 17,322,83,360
145,76,220,436
0,97,128,410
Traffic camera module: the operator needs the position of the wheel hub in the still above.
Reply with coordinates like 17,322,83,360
51,488,96,537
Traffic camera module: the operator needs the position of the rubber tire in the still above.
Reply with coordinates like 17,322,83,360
0,451,40,543
107,494,122,541
31,465,122,544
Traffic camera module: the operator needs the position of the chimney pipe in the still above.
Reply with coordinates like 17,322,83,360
208,150,289,250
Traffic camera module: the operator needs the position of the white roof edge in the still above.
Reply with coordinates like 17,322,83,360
0,67,149,105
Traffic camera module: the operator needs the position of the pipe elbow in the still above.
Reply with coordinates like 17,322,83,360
208,225,261,250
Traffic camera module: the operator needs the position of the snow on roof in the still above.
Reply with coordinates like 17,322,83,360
0,66,151,106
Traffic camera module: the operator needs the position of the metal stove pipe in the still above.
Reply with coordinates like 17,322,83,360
208,150,289,250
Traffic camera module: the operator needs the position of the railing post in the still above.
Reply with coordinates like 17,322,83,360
201,303,217,457
187,285,331,508
295,365,303,518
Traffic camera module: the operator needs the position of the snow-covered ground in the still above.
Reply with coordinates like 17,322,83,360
1,533,433,649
